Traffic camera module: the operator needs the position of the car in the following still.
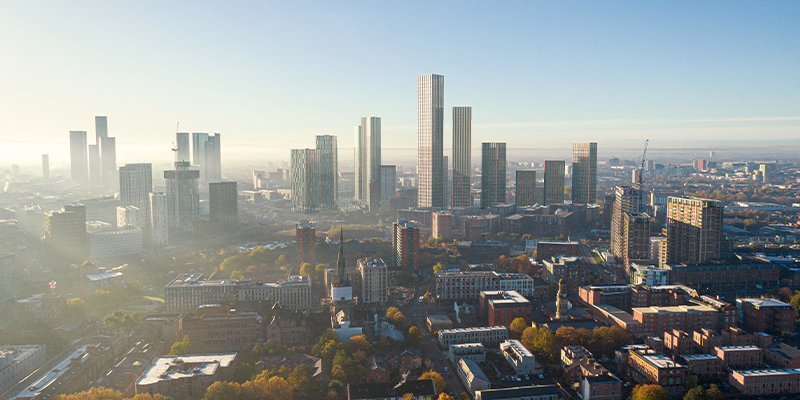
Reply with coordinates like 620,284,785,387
538,374,544,379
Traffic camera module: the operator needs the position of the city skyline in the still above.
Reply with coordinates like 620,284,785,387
1,2,799,165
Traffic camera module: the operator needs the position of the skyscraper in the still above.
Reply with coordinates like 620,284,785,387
610,186,644,261
205,133,221,182
418,74,444,208
316,134,338,208
290,148,321,213
192,132,208,166
88,144,102,186
176,132,191,162
665,197,723,266
209,181,238,229
443,155,449,207
149,193,169,246
623,212,651,266
100,136,117,189
42,154,49,180
516,170,536,207
358,258,388,304
95,116,108,143
572,142,598,204
45,205,88,262
296,220,315,266
480,142,506,208
354,117,381,201
69,131,89,185
452,106,472,207
393,220,420,271
119,163,153,228
164,161,200,230
543,160,565,205
380,165,397,201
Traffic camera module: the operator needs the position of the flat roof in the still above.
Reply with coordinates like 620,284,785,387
501,340,534,358
440,326,508,334
768,343,800,360
632,348,686,369
477,385,559,400
137,354,236,386
716,345,762,352
427,314,451,323
732,368,800,377
482,290,531,307
682,354,721,361
634,304,717,314
85,271,123,281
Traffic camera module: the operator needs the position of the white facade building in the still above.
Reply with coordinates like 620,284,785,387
0,345,47,395
448,343,485,364
438,326,508,348
501,340,541,375
149,192,169,246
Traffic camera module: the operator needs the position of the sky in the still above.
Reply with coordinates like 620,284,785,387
1,1,799,166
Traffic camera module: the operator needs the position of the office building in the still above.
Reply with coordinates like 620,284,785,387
449,343,486,364
136,354,236,400
392,220,420,270
435,271,536,301
69,130,89,184
209,182,238,228
358,258,388,304
45,206,88,261
238,275,312,311
296,220,315,266
165,273,238,312
432,211,452,240
164,161,200,230
149,193,169,246
452,106,472,207
354,117,381,201
664,197,723,266
458,357,490,397
119,163,153,227
0,345,47,394
418,74,445,208
368,180,379,212
191,132,222,182
610,186,644,262
443,155,450,207
117,206,141,228
516,170,536,207
95,116,107,141
175,132,190,162
480,142,506,208
290,148,321,213
632,304,719,337
316,134,338,208
622,212,651,266
41,154,49,180
572,142,597,204
177,306,262,353
88,144,101,185
380,165,396,201
438,326,508,348
89,226,143,260
501,340,539,375
662,263,779,292
100,136,116,188
543,160,565,205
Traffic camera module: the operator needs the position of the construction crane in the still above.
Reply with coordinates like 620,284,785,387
637,139,649,187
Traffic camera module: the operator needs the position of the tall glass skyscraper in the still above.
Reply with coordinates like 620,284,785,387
572,142,598,204
354,117,381,201
516,170,536,207
418,74,444,208
480,142,506,208
316,134,338,208
119,163,153,227
176,132,191,162
290,148,321,213
164,161,200,230
452,106,472,207
543,160,565,205
69,130,89,185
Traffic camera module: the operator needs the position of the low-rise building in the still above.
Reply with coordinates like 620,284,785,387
435,271,535,301
632,305,719,337
177,305,262,353
536,241,579,262
579,285,633,312
264,303,310,346
458,357,491,397
542,255,584,285
449,343,486,364
663,330,693,355
501,340,539,375
579,374,623,400
627,347,687,398
680,354,723,378
475,385,559,400
737,298,795,334
765,343,800,369
0,345,47,395
136,354,237,400
84,270,124,291
427,315,453,332
439,326,508,348
347,379,437,400
630,265,669,286
728,368,800,396
693,329,723,353
238,275,312,311
479,291,532,326
721,326,754,346
255,354,325,381
714,346,763,369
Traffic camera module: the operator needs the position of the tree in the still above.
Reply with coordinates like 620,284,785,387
230,270,244,280
433,262,445,275
386,307,400,320
705,385,723,400
65,298,87,319
631,384,667,400
437,394,455,400
509,318,527,338
275,254,287,268
683,386,705,400
169,335,192,356
299,263,313,277
790,291,800,317
407,326,423,347
419,370,446,394
53,388,167,400
315,263,327,279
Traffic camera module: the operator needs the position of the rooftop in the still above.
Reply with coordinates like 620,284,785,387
739,298,792,309
440,326,508,334
767,343,800,360
427,315,451,323
632,348,686,369
477,385,559,400
681,354,721,361
634,304,717,314
347,379,436,400
733,368,800,377
501,340,534,358
85,271,123,281
482,290,531,307
716,345,762,352
137,354,236,386
459,358,488,381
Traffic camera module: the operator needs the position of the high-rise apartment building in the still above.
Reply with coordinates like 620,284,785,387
88,144,102,186
316,134,338,208
623,212,651,267
149,193,169,246
452,106,472,207
100,136,117,189
443,155,450,208
393,220,420,271
119,163,153,228
358,258,388,304
354,117,381,201
290,149,321,213
418,74,445,208
572,142,597,204
191,132,221,182
176,132,191,162
480,143,506,208
610,186,644,262
543,160,565,205
69,130,89,185
516,170,536,207
380,165,397,201
95,116,108,142
665,197,723,266
209,182,238,229
45,206,88,261
164,161,200,230
296,220,315,266
192,132,208,165
432,211,452,240
42,154,49,180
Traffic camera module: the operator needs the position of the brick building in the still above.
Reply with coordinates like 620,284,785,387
479,291,532,326
177,306,261,353
679,354,722,378
662,263,779,292
715,345,763,369
738,298,795,334
728,369,800,396
765,343,800,369
296,220,315,266
693,329,723,353
536,241,579,262
663,330,693,356
632,305,719,337
627,347,687,398
393,220,420,270
579,285,633,311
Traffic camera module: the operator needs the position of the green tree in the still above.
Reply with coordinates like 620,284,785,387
65,298,87,319
509,318,527,339
419,370,446,394
407,326,423,347
631,384,667,400
790,291,800,316
683,386,705,400
315,263,327,280
299,263,313,276
230,270,244,280
275,254,287,268
705,385,723,400
169,335,192,356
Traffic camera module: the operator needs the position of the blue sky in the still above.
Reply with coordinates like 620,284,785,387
1,1,798,164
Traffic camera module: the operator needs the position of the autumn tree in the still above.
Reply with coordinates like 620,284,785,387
509,318,527,338
407,326,423,347
433,262,445,274
275,254,287,268
419,370,446,393
299,263,313,276
53,388,166,400
631,384,666,400
169,335,192,355
230,270,244,280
